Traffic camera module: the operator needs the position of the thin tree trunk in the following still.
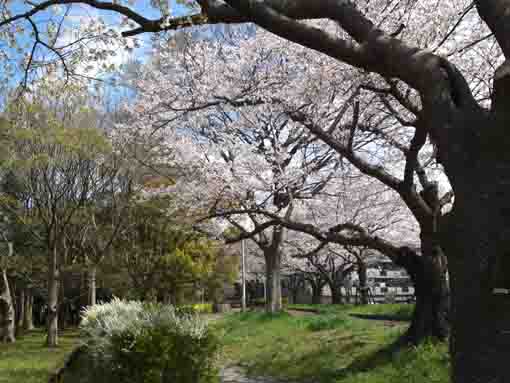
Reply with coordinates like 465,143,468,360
357,260,369,305
88,266,97,306
23,290,34,331
330,284,343,304
264,248,282,313
291,290,298,304
58,274,67,331
17,287,25,331
46,245,59,347
311,281,323,304
288,275,301,304
0,269,15,343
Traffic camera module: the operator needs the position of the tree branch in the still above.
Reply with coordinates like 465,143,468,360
475,0,510,59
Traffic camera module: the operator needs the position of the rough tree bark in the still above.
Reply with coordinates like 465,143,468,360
436,62,510,382
395,245,449,344
0,269,15,343
264,247,282,313
46,244,59,347
393,182,451,344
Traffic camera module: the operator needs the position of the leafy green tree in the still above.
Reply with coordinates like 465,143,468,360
109,194,228,304
0,82,121,346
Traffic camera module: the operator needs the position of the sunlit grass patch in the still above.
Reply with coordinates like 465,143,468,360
213,305,448,383
0,328,80,383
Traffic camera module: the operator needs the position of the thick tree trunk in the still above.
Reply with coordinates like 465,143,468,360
357,260,369,305
264,249,282,313
418,57,510,382
444,222,510,383
23,290,34,331
407,258,449,343
88,266,97,306
46,245,59,347
395,244,449,344
440,143,510,383
0,269,15,343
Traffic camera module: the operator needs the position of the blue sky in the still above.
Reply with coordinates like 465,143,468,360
0,0,196,91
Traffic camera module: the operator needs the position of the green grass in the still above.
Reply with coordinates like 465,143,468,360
287,303,341,314
0,328,81,383
348,304,414,320
213,305,448,383
288,303,414,320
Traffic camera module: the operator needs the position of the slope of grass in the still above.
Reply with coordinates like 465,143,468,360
0,329,80,383
213,305,448,383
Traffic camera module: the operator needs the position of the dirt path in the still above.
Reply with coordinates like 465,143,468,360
348,313,409,327
286,309,318,317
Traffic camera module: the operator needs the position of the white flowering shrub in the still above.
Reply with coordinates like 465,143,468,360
79,298,218,383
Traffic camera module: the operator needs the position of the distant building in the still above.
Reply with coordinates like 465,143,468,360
227,250,416,305
281,254,415,304
361,256,415,303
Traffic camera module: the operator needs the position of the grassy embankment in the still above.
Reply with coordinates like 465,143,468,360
213,304,448,383
0,329,80,383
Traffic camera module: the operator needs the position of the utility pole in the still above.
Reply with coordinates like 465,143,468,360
241,239,246,312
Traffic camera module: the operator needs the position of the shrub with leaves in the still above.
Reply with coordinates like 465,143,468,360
179,303,214,314
79,298,218,383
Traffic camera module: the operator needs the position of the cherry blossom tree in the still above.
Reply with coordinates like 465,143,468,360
285,238,356,305
114,34,342,313
125,27,451,341
198,116,337,313
282,246,326,305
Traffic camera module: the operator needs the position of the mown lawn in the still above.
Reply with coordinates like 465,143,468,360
0,328,80,383
213,304,448,383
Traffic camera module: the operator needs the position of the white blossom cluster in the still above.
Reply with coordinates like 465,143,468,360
80,298,209,360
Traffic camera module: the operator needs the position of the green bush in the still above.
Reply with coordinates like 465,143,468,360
252,298,266,306
179,303,213,314
79,298,219,383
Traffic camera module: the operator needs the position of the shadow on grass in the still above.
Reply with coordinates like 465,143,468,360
232,310,293,323
218,308,446,383
331,338,405,380
348,313,410,322
241,330,417,383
